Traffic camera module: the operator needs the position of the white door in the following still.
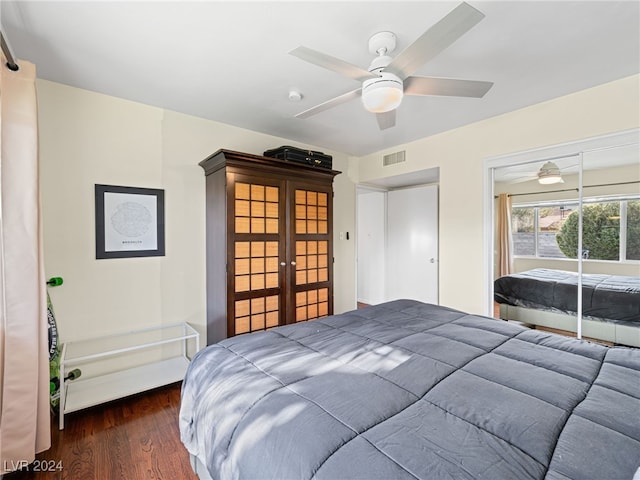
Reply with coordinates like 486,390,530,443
357,190,386,305
386,185,439,304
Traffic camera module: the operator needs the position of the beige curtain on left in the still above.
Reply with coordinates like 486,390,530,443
496,193,513,277
0,57,51,473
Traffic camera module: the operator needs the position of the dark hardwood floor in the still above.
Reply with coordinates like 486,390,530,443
5,383,197,480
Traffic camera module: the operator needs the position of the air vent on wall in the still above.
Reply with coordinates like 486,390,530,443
383,150,406,166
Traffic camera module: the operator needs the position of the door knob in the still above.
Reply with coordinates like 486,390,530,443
430,258,435,263
280,262,286,266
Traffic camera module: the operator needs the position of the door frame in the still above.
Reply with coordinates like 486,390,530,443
356,181,440,306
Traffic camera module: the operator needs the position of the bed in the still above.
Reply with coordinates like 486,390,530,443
179,300,640,480
494,268,640,347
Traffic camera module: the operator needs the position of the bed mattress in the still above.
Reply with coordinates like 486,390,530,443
494,268,640,324
179,300,640,479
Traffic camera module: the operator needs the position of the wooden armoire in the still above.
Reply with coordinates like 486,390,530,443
200,149,340,344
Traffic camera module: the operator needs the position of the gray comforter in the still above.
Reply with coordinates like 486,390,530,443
179,300,640,480
494,268,640,323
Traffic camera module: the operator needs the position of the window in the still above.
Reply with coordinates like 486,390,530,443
512,196,639,262
512,207,535,256
538,205,577,258
627,200,640,261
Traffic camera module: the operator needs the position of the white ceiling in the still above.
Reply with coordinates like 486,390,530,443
2,1,639,157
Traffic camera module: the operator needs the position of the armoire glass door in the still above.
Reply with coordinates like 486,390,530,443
231,175,286,335
290,183,333,323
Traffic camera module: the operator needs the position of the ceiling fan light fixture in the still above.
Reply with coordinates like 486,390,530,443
537,161,564,184
538,175,564,185
361,72,403,113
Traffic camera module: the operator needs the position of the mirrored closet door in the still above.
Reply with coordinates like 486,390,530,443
487,130,640,347
580,143,640,345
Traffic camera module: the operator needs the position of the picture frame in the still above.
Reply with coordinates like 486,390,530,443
95,184,165,259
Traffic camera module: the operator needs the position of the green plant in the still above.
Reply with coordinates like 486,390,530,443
556,203,620,260
626,200,640,260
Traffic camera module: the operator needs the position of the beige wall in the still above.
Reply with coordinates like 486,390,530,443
37,80,356,346
354,74,640,315
38,73,639,346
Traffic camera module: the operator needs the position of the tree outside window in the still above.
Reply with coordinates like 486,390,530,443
626,200,640,260
539,206,576,258
556,203,620,260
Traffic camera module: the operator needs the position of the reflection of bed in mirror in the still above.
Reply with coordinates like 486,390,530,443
495,268,640,347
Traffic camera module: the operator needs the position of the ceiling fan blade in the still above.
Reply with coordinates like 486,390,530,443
295,88,362,119
404,76,493,97
384,2,485,80
376,110,396,130
508,176,538,184
289,46,378,82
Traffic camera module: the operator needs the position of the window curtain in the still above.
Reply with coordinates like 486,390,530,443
496,193,513,277
0,56,51,473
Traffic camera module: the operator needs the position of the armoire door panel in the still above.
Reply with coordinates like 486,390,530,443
229,174,287,336
289,184,334,324
295,287,330,322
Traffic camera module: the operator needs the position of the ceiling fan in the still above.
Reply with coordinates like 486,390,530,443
501,161,576,185
289,2,494,130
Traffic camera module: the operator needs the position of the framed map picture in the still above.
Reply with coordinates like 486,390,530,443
95,184,165,259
